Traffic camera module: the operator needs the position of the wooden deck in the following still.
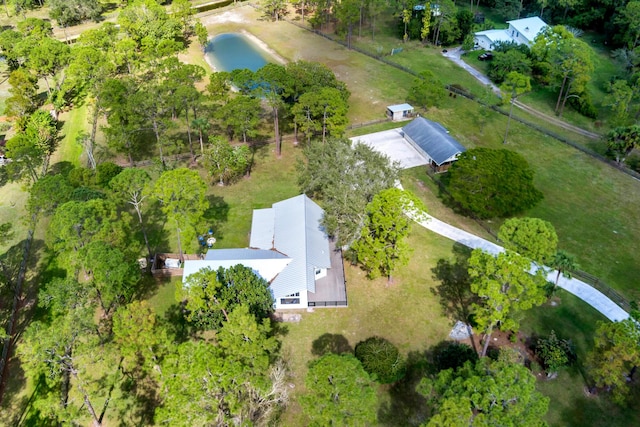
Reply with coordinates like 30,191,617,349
308,241,347,307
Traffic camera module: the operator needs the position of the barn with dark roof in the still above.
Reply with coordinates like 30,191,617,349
402,117,466,172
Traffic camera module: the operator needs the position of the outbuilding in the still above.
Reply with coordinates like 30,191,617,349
402,117,466,172
386,103,414,121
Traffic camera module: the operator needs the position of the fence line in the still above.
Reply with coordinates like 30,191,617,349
347,118,391,130
572,271,633,312
276,14,640,181
308,301,348,307
424,169,634,311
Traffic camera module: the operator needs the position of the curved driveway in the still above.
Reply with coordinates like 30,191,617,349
405,208,629,322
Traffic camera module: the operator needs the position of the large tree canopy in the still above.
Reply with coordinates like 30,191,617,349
300,353,378,426
153,168,208,259
498,217,558,264
422,358,550,426
156,305,285,426
445,148,543,219
179,265,275,330
351,188,425,282
299,137,398,246
587,315,640,404
468,249,548,356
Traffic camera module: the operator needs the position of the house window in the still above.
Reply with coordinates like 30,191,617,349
280,297,300,304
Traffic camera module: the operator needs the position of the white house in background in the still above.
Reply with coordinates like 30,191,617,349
182,194,346,310
474,16,547,51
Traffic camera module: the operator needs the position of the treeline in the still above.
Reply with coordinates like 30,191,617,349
272,0,639,50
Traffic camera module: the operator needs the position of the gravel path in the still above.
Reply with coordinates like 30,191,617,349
442,47,602,140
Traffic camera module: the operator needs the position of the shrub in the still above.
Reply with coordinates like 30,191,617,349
95,162,123,188
568,93,598,119
354,336,406,384
535,330,575,373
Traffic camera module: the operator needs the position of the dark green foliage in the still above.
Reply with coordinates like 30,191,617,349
535,330,575,373
421,358,549,426
299,138,398,246
606,125,640,163
301,354,378,425
67,166,96,187
455,9,474,38
488,50,532,84
355,336,406,384
27,174,73,216
408,70,447,109
48,0,102,27
179,265,275,330
94,162,123,188
432,341,478,372
568,92,598,119
445,148,543,219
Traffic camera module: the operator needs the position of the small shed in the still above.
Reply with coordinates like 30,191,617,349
402,117,466,172
386,103,414,121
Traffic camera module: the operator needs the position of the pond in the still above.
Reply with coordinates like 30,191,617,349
204,33,271,72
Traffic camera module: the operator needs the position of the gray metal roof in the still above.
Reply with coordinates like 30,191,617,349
204,248,287,261
188,248,292,283
249,208,275,249
402,117,466,166
269,195,331,298
387,103,414,113
184,195,331,301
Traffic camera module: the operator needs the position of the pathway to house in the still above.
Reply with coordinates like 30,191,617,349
442,47,601,140
403,207,629,322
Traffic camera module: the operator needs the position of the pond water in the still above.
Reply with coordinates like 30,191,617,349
204,33,270,72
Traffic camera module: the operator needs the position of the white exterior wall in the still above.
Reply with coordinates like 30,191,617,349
474,35,493,51
275,289,308,310
508,24,527,45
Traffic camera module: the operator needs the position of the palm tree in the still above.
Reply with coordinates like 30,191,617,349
551,250,579,290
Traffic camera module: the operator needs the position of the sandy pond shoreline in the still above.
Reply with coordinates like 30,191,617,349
201,10,287,72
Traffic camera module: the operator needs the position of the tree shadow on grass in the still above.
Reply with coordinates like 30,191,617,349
311,333,353,357
204,195,229,241
431,243,479,352
377,350,433,427
117,369,160,427
163,302,196,344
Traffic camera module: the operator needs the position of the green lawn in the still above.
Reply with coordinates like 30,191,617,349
0,182,29,253
521,291,640,427
51,104,88,167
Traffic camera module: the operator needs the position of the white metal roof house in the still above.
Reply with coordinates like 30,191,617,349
402,117,466,172
386,103,414,121
474,16,547,51
182,195,346,310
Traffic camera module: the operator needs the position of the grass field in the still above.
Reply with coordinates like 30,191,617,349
2,5,639,425
521,291,640,427
204,5,640,297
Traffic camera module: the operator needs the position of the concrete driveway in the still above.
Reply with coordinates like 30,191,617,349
350,128,429,169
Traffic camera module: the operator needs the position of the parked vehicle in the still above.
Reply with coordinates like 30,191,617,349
478,52,493,61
